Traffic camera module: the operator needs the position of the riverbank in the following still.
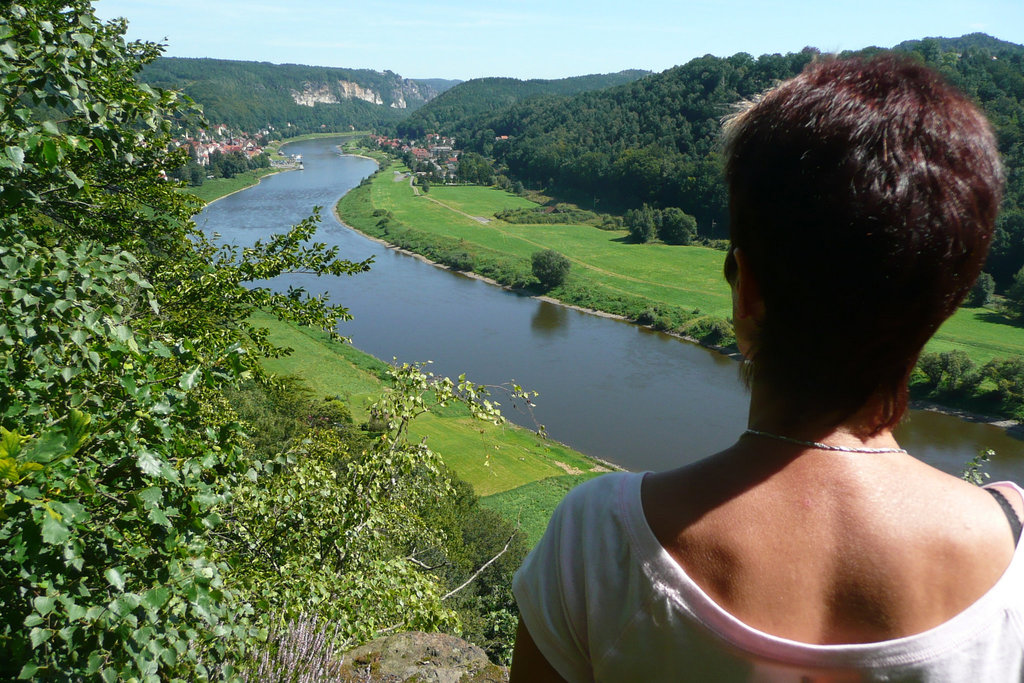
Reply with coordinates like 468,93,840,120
339,161,737,344
334,153,1024,431
330,185,735,357
181,166,284,204
253,309,614,487
181,133,373,205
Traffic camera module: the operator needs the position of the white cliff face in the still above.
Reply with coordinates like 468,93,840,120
291,84,339,106
290,81,385,107
337,80,384,105
290,77,441,109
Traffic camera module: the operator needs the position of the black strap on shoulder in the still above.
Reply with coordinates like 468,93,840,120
986,488,1023,548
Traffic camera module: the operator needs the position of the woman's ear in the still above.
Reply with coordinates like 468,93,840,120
732,248,765,322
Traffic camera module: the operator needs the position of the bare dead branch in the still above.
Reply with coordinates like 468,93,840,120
442,532,516,601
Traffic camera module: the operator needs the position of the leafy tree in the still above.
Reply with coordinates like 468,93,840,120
916,350,981,395
0,3,494,679
965,271,995,307
659,206,697,245
983,357,1024,418
457,151,494,184
531,249,571,288
625,204,657,243
1005,265,1024,314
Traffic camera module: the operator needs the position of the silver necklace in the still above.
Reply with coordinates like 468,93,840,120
743,428,908,454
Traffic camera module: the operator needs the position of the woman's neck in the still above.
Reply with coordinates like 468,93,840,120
746,382,901,452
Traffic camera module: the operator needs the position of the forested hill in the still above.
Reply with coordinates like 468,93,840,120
448,36,1024,288
139,57,461,135
894,33,1024,56
393,70,651,138
452,50,822,235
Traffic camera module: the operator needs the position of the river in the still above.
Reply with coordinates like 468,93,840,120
195,136,1024,481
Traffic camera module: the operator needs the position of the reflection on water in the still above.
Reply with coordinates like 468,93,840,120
196,136,1024,481
531,302,569,336
896,410,1024,482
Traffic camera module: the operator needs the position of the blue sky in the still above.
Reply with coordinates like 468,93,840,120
95,0,1024,81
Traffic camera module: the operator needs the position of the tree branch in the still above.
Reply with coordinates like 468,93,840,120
442,532,516,601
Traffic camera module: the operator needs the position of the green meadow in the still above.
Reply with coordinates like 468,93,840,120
480,473,602,547
343,165,734,318
928,307,1024,363
182,167,281,203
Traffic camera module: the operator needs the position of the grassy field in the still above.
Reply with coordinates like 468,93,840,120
339,160,1024,368
377,176,734,317
252,310,606,497
182,167,282,204
480,473,602,546
927,306,1024,363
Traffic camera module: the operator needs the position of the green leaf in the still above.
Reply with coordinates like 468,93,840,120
0,427,23,459
72,32,94,49
41,139,58,167
5,145,25,168
24,430,68,463
138,487,162,504
41,515,70,545
136,450,161,477
178,366,201,390
142,586,170,610
148,508,169,527
18,663,39,680
33,595,56,615
104,567,125,592
67,602,87,621
29,627,51,648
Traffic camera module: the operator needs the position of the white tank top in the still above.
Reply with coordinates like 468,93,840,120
513,472,1024,682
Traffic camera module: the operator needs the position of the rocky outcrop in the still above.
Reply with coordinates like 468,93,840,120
290,76,444,109
291,83,340,106
337,631,509,682
389,79,442,109
338,80,385,106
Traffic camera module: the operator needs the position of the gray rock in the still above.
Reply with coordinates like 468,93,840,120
338,631,509,682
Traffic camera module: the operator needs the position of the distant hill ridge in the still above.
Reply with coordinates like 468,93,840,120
139,57,463,135
139,58,649,138
893,32,1024,56
394,70,652,138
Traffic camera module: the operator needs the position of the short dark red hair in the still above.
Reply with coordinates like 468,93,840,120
723,55,1003,430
